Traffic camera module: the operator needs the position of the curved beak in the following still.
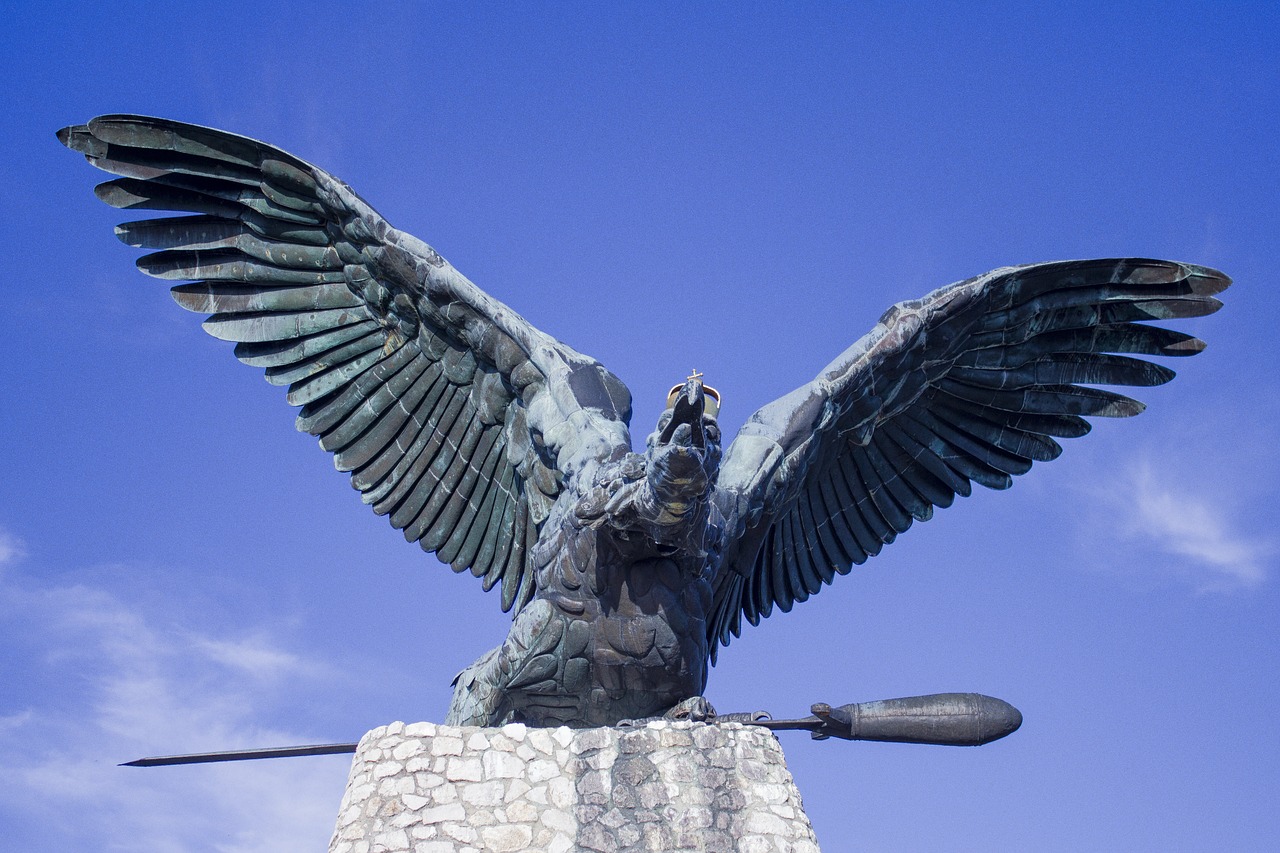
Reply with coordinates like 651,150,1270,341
659,379,706,449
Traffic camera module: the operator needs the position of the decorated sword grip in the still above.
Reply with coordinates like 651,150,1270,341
806,693,1021,745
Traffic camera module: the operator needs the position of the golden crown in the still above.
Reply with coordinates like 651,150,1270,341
666,370,721,418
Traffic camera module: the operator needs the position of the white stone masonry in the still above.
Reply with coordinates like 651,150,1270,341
330,720,821,853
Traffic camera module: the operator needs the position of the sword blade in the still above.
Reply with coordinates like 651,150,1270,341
121,693,1021,766
121,742,358,767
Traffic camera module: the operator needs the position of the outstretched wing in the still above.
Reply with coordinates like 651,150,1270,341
709,259,1228,657
61,114,633,614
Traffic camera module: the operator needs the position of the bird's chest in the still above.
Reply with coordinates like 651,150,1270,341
530,521,713,706
538,518,710,617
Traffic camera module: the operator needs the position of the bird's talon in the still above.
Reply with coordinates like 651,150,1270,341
663,696,717,723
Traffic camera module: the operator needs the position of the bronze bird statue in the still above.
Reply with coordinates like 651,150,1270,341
60,115,1229,728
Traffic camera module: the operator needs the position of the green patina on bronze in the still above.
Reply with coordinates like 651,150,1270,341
62,115,1228,733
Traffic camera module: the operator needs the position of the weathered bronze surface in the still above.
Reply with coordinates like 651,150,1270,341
62,115,1228,730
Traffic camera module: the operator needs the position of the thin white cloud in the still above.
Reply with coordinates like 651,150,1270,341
0,710,33,732
1126,462,1267,588
0,530,348,852
192,634,312,680
1098,459,1272,592
0,530,25,567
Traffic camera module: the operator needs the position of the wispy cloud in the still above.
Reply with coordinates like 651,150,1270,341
0,530,25,567
191,634,313,680
1093,458,1273,592
0,530,348,852
1125,462,1269,589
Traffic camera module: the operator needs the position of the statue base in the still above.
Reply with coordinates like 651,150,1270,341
330,720,820,853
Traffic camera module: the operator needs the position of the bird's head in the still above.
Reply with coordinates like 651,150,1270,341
643,373,722,509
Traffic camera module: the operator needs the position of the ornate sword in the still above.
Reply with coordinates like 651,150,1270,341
122,692,1020,766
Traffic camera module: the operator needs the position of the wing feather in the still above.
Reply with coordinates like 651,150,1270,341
938,378,1145,418
834,455,888,558
802,484,841,588
119,216,346,268
173,282,360,314
869,430,935,521
823,458,872,562
265,331,385,388
434,426,505,562
236,320,380,370
460,461,511,575
480,483,519,588
769,520,792,613
441,434,508,567
285,347,389,406
498,504,531,610
812,476,852,578
383,386,469,524
850,443,911,536
341,362,444,478
318,351,430,455
886,418,973,498
710,259,1227,656
787,503,817,603
409,412,490,546
63,114,634,611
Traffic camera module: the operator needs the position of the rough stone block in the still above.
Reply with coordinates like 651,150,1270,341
329,721,821,852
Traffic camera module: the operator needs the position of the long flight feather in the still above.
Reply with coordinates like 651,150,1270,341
883,418,972,499
238,320,379,370
321,353,431,455
172,282,360,314
938,379,1145,418
947,353,1175,390
265,331,383,387
203,307,370,343
285,347,386,406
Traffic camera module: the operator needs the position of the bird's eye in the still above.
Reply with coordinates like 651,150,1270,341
704,421,721,443
657,413,672,430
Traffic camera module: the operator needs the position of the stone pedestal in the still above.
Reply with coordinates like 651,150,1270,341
330,720,821,853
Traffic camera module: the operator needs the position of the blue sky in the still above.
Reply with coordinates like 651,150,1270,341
3,2,1277,850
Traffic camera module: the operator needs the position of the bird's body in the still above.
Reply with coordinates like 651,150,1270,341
450,392,725,726
449,496,715,726
61,115,1230,728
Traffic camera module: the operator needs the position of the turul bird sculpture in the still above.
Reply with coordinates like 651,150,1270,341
61,115,1228,730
